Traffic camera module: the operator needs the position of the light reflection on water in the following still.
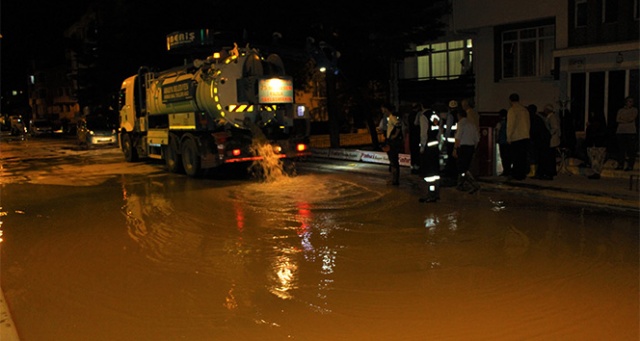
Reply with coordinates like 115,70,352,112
2,172,637,340
117,173,386,317
0,208,6,243
233,176,383,314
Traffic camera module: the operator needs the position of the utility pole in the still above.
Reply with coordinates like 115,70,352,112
326,70,340,148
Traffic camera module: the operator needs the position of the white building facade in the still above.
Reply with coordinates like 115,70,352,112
401,0,639,132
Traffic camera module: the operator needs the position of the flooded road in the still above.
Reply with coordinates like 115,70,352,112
1,138,638,340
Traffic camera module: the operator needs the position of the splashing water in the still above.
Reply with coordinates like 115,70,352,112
249,141,288,182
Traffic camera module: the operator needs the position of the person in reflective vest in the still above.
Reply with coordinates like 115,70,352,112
415,102,442,203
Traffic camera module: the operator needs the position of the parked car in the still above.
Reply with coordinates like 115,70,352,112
77,114,118,148
29,118,54,136
0,116,12,137
9,115,27,136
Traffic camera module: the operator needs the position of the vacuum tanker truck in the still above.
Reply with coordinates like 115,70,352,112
118,44,311,177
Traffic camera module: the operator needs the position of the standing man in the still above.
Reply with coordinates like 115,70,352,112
380,103,404,186
494,109,512,176
540,103,561,179
461,98,479,132
453,109,480,193
408,102,422,174
506,93,531,180
462,97,479,174
415,101,442,202
442,100,459,182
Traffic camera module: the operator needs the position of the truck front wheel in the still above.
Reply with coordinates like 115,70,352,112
122,133,138,162
181,137,202,177
164,136,183,173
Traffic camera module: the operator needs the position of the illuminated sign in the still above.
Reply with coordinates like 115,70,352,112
258,78,293,104
166,29,214,51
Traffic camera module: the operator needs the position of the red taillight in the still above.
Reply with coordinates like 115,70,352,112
296,144,307,152
232,149,241,156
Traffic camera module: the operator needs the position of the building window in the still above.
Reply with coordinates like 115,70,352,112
501,24,555,79
603,0,618,23
570,69,640,131
416,39,473,80
575,0,588,27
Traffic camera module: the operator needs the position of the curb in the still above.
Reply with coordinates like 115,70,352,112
0,287,19,341
304,148,639,213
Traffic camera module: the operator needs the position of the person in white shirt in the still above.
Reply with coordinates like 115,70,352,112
461,98,479,132
453,109,480,193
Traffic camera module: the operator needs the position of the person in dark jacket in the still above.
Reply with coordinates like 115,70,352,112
380,103,404,186
407,102,422,174
533,104,559,180
494,109,512,176
441,100,459,183
528,104,553,180
585,113,608,179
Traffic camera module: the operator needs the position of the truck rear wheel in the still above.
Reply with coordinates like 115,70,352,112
181,137,202,177
122,133,138,162
164,137,183,173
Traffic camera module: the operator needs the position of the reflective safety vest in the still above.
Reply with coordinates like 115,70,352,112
426,113,440,148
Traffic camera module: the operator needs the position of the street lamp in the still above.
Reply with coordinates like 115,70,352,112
306,37,341,148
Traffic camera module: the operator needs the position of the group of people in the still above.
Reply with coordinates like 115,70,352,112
378,98,481,203
377,93,638,203
495,94,637,182
583,96,638,179
494,93,562,181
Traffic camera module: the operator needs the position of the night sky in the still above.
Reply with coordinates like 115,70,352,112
1,1,448,104
1,1,336,92
2,0,89,90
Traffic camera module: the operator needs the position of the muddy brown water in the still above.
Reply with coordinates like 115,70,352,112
1,138,638,340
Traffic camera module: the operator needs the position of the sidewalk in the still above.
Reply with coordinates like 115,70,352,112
306,133,639,213
479,170,639,213
0,268,19,341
